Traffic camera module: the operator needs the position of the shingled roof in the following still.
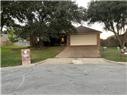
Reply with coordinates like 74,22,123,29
76,26,101,33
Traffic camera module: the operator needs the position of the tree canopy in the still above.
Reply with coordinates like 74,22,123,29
87,1,127,48
1,1,86,47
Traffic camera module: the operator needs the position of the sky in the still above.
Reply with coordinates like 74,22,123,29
73,0,114,39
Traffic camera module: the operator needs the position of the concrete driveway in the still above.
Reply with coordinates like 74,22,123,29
1,58,127,95
56,46,101,58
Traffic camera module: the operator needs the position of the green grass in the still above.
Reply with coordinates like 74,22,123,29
2,45,126,67
1,45,64,67
101,47,127,62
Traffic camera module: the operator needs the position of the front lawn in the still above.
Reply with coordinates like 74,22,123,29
1,45,64,67
101,47,127,62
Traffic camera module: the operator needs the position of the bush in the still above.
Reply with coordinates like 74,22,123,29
7,28,18,42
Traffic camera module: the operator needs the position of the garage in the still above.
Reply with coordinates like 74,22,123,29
67,26,101,47
70,34,97,46
57,26,101,58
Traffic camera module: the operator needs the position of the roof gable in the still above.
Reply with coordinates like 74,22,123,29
76,26,101,33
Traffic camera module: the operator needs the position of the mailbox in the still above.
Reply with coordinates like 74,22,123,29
21,49,31,65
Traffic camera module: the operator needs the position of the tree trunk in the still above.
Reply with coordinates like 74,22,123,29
30,35,44,48
30,34,37,47
113,31,123,48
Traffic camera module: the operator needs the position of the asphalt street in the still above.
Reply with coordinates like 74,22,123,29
1,61,127,95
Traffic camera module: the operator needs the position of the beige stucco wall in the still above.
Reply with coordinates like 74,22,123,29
70,34,97,46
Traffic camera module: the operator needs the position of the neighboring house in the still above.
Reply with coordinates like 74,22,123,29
0,33,10,46
56,26,101,58
101,36,119,47
101,32,127,47
121,32,127,47
14,39,30,47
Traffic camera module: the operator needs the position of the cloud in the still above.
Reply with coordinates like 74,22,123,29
73,0,114,39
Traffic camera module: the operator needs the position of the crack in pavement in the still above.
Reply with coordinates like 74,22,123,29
5,64,39,94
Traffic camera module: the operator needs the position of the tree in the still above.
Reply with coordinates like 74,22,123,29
7,27,18,42
1,1,85,47
87,1,127,48
101,36,119,47
1,1,41,29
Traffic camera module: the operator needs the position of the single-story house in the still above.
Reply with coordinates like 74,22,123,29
56,26,101,58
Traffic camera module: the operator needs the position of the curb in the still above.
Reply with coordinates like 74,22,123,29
103,58,127,65
1,58,127,70
1,59,47,70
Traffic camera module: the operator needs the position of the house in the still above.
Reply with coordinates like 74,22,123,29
56,26,101,58
101,31,127,47
0,33,11,46
121,32,127,47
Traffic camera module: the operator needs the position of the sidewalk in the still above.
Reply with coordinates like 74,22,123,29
41,58,110,64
